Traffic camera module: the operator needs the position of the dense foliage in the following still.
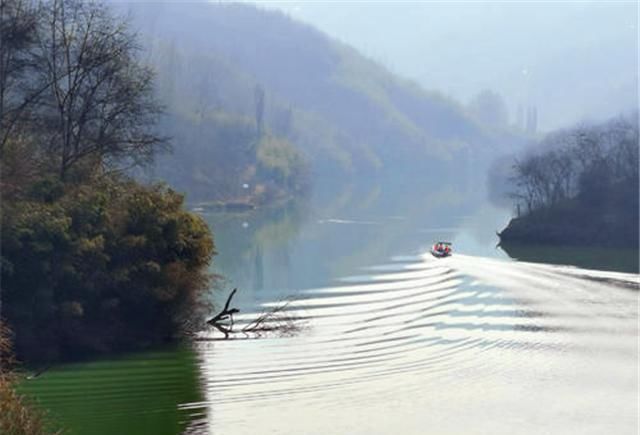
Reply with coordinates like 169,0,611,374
509,115,638,214
501,114,639,247
1,0,215,362
154,109,308,204
2,178,214,360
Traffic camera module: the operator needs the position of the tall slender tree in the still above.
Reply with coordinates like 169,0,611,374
254,83,265,138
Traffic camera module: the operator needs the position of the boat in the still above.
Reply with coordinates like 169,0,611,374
431,241,452,258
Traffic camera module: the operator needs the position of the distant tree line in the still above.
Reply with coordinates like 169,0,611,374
509,114,638,215
1,0,214,362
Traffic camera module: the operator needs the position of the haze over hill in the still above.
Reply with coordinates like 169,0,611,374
123,2,524,201
259,1,638,132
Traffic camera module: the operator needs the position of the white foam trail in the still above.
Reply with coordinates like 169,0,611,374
192,252,639,435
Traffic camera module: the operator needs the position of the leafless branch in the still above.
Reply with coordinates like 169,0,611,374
199,289,304,340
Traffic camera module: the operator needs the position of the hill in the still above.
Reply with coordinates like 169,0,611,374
123,3,519,201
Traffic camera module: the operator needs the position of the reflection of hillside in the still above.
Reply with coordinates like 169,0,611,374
318,182,475,276
205,174,505,313
203,198,309,306
499,243,639,274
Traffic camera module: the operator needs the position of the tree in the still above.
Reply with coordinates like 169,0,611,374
32,0,165,180
1,178,215,361
468,89,508,129
254,83,265,138
0,0,40,157
508,113,638,215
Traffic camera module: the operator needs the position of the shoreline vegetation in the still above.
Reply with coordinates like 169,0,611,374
1,323,57,435
192,190,299,213
498,114,638,250
0,0,215,364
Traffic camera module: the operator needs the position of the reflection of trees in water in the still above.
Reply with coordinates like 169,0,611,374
205,198,309,299
208,173,509,306
253,244,264,290
500,242,639,274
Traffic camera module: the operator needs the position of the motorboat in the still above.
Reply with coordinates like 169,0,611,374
431,241,452,258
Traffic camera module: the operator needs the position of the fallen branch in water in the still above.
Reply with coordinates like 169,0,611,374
205,288,239,338
240,300,301,337
202,289,303,339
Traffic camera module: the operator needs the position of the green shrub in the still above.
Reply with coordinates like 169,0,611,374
1,176,215,361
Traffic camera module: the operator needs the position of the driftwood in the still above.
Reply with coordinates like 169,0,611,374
240,301,300,337
206,288,240,338
205,289,303,339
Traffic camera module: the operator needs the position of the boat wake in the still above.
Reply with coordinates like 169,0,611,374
185,253,639,434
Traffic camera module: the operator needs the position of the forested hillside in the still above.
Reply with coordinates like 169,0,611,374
499,113,639,247
123,2,518,201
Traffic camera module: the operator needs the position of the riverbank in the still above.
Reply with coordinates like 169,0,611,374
499,197,639,248
499,242,639,274
191,187,302,213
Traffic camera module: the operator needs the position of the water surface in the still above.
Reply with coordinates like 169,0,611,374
22,182,639,434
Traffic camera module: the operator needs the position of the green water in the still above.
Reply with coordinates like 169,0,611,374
18,346,203,435
18,179,639,434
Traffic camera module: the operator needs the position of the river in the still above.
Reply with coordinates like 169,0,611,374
20,181,639,434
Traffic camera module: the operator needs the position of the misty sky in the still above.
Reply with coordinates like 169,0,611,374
251,1,638,132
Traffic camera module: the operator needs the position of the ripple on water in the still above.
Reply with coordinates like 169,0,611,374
192,253,639,434
20,244,638,435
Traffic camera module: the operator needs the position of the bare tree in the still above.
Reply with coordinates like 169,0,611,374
509,114,638,215
0,0,40,157
33,0,165,180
